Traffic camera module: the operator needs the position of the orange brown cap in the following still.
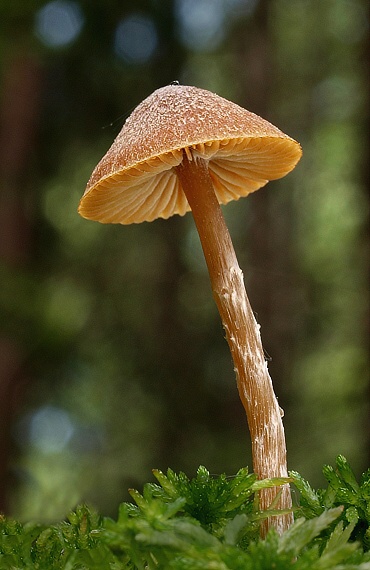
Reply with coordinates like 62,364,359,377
78,84,302,224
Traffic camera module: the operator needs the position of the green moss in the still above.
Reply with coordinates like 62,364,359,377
1,457,369,569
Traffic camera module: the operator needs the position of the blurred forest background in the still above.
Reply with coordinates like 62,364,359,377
0,0,368,522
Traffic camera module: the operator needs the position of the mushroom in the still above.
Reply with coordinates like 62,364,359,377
78,84,302,535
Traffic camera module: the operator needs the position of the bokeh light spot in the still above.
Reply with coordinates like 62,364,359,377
312,75,363,121
34,0,84,48
28,406,75,454
175,0,225,52
114,13,158,64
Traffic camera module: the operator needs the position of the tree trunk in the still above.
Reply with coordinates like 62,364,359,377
0,54,43,512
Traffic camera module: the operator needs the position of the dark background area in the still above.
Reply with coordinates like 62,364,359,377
0,0,368,522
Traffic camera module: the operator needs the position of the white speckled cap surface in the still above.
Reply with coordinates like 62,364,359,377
79,84,302,224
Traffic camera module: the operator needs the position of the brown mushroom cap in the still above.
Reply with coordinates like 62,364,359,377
78,84,302,224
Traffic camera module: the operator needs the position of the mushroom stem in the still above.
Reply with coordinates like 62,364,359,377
176,153,293,536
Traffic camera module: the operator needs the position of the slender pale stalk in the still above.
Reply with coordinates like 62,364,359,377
176,153,293,536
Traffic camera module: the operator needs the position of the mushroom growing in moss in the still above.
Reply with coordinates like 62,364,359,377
78,84,302,535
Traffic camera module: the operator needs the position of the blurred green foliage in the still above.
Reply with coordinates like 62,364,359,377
0,0,368,523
